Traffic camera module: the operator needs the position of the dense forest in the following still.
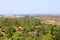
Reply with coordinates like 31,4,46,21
0,16,60,40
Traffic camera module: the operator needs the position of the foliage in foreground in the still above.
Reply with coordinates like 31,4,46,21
0,16,60,40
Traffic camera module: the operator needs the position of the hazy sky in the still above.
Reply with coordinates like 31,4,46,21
0,0,60,15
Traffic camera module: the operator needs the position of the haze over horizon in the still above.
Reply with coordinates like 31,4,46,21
0,0,60,15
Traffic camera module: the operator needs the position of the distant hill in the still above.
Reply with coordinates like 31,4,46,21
35,15,60,25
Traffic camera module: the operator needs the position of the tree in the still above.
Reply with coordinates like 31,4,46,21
12,31,25,40
42,33,53,40
13,19,20,27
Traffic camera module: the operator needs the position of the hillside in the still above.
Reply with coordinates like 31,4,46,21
0,15,60,40
35,15,60,25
